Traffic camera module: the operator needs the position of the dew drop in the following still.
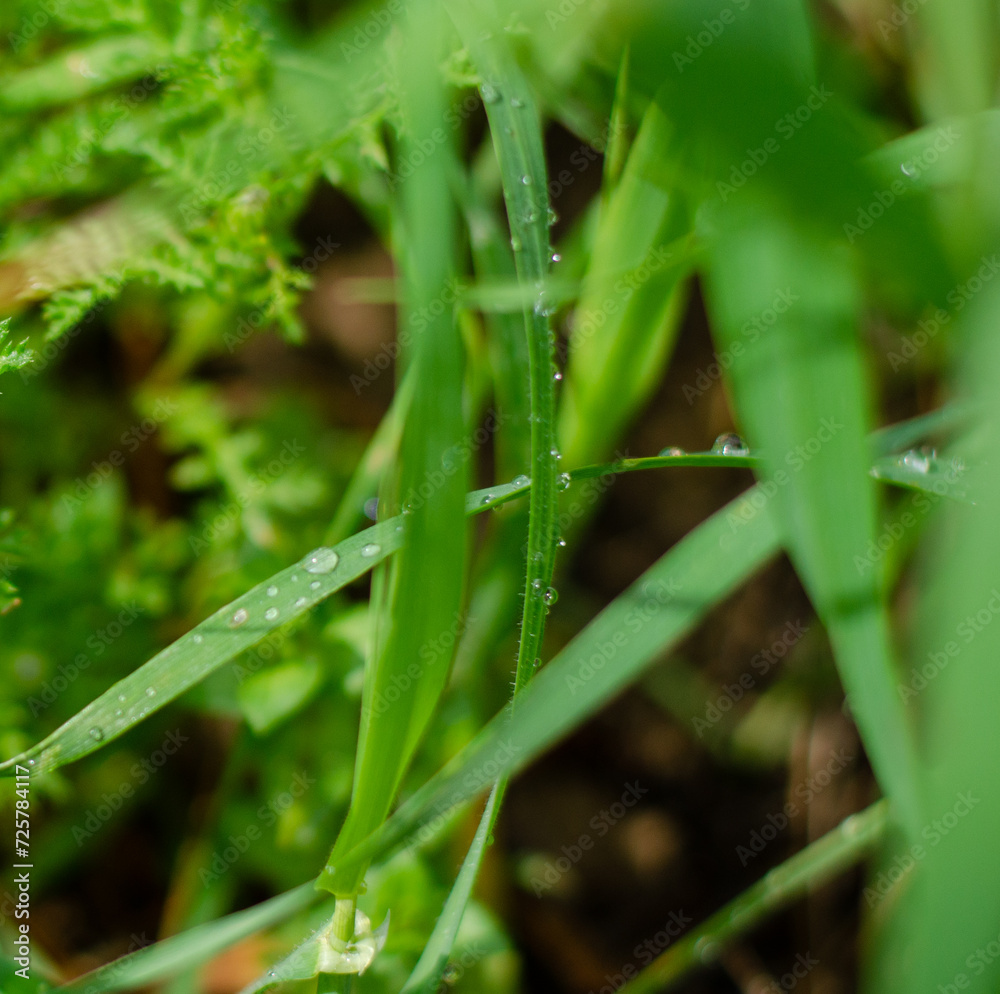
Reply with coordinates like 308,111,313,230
512,474,530,488
531,578,544,593
481,493,495,505
363,497,379,520
712,431,749,456
901,162,914,176
557,536,567,548
114,708,123,718
511,235,522,252
480,82,501,104
291,574,299,582
118,693,127,703
547,207,559,226
549,447,562,461
302,547,340,574
532,657,542,672
694,936,719,964
295,596,308,608
145,686,156,698
551,251,561,263
543,586,558,606
229,607,250,628
902,448,932,474
510,95,524,108
88,727,103,742
553,370,563,381
520,174,533,186
267,585,279,597
265,607,279,622
361,542,381,557
193,633,203,644
311,580,321,591
556,472,571,492
660,446,686,457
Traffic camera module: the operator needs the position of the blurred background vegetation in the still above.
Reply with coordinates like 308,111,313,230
0,0,998,992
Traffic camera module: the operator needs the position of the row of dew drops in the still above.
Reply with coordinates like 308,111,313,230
80,542,388,749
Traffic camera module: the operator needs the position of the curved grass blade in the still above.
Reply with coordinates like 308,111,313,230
400,786,500,994
703,204,924,835
1,422,959,784
621,801,889,994
0,483,530,780
325,484,782,880
58,883,318,994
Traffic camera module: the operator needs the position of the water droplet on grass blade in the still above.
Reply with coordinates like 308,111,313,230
480,83,501,104
361,542,381,557
193,634,203,644
265,607,279,622
229,607,249,628
266,585,279,597
303,547,340,574
88,727,103,742
694,937,720,964
902,448,932,473
556,472,571,491
311,580,321,590
295,596,308,608
145,686,156,697
510,95,524,108
543,587,558,606
712,432,749,456
660,446,686,457
512,474,530,488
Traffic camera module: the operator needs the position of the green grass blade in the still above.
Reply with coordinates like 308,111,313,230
703,204,924,835
0,482,531,780
866,267,1000,994
445,0,560,698
622,802,889,994
559,96,691,469
400,787,500,994
319,2,467,900
58,883,318,994
0,521,403,777
325,484,782,879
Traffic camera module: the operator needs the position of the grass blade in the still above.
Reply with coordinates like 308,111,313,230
318,2,468,901
58,883,318,994
621,802,889,994
400,787,500,994
703,204,924,835
325,484,782,879
559,97,691,468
